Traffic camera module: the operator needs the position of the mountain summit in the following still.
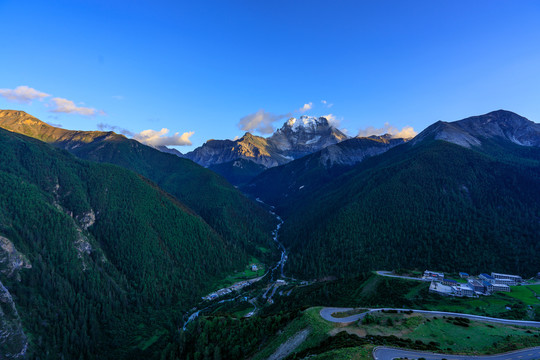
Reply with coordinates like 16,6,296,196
412,110,540,148
185,116,348,184
268,116,348,158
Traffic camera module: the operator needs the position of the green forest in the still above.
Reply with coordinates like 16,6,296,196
0,128,275,359
279,140,540,278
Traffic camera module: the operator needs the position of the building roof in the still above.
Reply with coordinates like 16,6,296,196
468,280,483,286
480,273,495,280
491,272,522,279
482,280,493,288
459,272,469,276
444,279,458,283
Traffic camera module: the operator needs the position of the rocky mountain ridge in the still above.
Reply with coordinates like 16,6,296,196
184,116,348,169
411,110,540,148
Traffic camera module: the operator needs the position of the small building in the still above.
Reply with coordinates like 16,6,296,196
479,273,495,283
493,278,516,286
468,279,485,294
251,264,258,271
491,272,523,285
537,272,540,279
424,270,444,281
453,285,475,297
492,283,510,292
482,280,494,294
429,281,453,296
459,272,469,279
442,279,458,286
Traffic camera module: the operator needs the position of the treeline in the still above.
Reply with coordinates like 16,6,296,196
0,129,274,359
280,141,540,279
158,311,299,360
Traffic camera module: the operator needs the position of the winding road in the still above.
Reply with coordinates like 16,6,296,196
375,271,431,282
320,307,540,327
319,308,540,360
373,346,540,360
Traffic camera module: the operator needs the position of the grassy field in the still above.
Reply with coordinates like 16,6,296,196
253,307,334,360
354,311,540,354
254,306,540,360
311,345,374,360
506,285,540,305
212,256,266,289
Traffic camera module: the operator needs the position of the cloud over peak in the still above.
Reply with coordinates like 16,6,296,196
299,102,313,113
134,128,194,147
357,122,417,139
322,113,341,127
238,109,290,135
50,97,103,116
0,86,50,103
0,85,105,117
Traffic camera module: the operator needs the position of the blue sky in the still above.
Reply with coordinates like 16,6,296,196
1,0,540,151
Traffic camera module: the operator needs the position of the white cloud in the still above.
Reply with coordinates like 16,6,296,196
393,126,417,138
97,122,134,137
322,114,341,127
50,97,102,116
0,86,50,103
238,109,290,134
134,128,194,147
298,102,313,113
321,100,333,108
357,122,417,139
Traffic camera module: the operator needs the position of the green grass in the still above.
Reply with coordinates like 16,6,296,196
357,312,540,354
253,307,333,360
212,256,266,289
506,286,540,305
311,345,374,360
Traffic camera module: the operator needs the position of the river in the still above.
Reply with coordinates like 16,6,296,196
182,204,287,330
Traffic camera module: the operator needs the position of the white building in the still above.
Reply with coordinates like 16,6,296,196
492,283,511,292
491,273,522,285
453,284,475,297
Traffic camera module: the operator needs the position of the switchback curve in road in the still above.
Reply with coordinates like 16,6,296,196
320,307,540,328
373,346,540,360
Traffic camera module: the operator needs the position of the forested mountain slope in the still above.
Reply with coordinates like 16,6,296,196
0,110,276,256
0,128,271,359
278,111,540,278
244,135,407,212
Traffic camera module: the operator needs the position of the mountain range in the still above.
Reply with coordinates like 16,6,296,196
183,115,349,184
0,108,539,359
258,110,540,278
0,110,276,257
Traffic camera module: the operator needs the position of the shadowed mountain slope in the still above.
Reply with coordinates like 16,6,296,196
0,127,271,359
0,110,276,256
272,110,540,278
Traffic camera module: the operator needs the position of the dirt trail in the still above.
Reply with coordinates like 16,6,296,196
266,328,310,360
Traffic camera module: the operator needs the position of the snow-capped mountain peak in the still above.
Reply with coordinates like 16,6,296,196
284,116,330,132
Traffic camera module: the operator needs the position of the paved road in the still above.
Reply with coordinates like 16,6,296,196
373,346,540,360
320,307,540,328
376,271,430,282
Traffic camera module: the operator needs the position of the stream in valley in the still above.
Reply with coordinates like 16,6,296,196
182,204,287,330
